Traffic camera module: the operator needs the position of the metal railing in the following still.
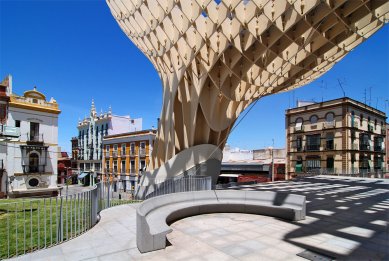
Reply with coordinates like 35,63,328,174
27,133,44,143
0,182,139,259
294,168,388,179
22,165,46,174
139,148,146,156
135,175,212,200
323,121,335,128
305,144,320,151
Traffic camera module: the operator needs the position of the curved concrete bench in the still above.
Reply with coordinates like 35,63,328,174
136,190,306,253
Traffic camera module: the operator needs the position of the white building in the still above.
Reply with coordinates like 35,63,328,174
76,101,142,173
0,75,61,198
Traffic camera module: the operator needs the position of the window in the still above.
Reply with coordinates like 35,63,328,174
306,134,321,151
32,98,38,104
306,157,321,171
113,144,118,157
351,111,355,127
130,143,135,155
105,161,110,172
359,156,370,170
310,115,318,124
105,145,110,157
359,133,370,151
30,122,40,141
360,114,363,126
140,142,146,156
295,118,303,131
140,160,146,171
15,120,21,128
374,136,383,152
130,160,135,173
113,160,118,173
121,144,126,156
295,157,303,173
296,136,302,152
325,133,334,150
326,157,334,169
121,160,126,174
374,156,383,169
325,112,334,122
28,153,39,173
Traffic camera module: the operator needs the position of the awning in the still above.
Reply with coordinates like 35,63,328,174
219,174,241,178
78,172,89,179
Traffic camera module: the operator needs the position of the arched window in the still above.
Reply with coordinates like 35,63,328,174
310,115,318,124
326,112,334,122
29,152,39,173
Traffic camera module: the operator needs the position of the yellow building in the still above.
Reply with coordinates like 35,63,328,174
286,97,386,179
102,129,156,185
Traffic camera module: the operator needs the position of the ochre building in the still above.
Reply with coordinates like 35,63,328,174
286,97,386,178
102,129,156,184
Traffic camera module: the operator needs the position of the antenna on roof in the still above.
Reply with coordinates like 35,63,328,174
320,80,327,102
337,78,346,97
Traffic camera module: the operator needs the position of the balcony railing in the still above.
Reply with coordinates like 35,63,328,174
0,125,20,138
139,148,146,157
22,165,46,174
105,152,110,158
359,144,370,151
323,121,335,128
294,125,304,132
130,150,136,156
112,151,118,158
324,143,336,150
374,146,384,152
305,144,320,151
27,133,44,143
121,150,126,156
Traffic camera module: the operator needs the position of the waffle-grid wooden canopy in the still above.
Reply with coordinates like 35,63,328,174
107,0,388,170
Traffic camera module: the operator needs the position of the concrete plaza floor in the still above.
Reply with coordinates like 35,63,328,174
11,176,389,261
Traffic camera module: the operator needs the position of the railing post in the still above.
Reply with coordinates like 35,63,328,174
91,184,99,226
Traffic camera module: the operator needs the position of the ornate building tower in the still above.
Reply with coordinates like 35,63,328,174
106,0,388,183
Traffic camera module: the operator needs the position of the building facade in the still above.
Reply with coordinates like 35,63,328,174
76,101,142,173
57,151,72,185
0,75,61,197
286,98,386,178
102,129,156,187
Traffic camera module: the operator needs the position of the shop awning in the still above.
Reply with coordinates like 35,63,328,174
219,174,241,178
78,172,89,179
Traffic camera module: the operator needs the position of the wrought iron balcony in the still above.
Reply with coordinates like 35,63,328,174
374,146,384,152
294,125,304,132
27,133,44,143
139,148,146,157
22,165,46,174
305,144,320,151
0,125,20,138
359,144,371,151
130,150,136,156
112,151,118,158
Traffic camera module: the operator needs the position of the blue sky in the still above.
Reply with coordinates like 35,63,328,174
1,0,388,153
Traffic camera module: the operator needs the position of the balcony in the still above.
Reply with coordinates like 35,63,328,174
323,121,335,129
105,152,110,158
305,145,320,151
368,125,374,132
359,144,370,151
324,143,336,150
22,165,46,174
374,146,384,153
112,151,118,158
294,125,304,132
139,148,146,157
121,151,126,157
130,150,136,157
0,125,20,138
27,133,44,144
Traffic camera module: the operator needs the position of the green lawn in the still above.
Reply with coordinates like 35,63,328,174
0,197,92,259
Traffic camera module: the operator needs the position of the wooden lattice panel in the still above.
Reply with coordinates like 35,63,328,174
106,0,388,169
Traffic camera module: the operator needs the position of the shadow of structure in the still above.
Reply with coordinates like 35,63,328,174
227,177,388,260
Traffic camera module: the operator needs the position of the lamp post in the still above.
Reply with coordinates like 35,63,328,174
271,139,275,182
